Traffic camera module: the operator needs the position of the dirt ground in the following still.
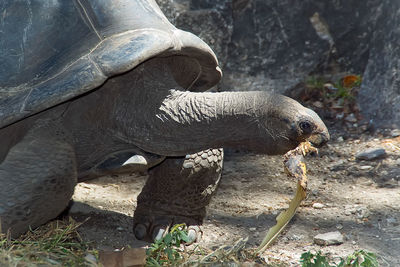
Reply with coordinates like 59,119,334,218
70,125,400,266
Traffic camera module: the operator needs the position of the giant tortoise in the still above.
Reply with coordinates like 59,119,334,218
0,0,329,241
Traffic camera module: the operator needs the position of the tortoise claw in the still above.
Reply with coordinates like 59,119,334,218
186,225,202,245
151,225,168,241
133,216,202,244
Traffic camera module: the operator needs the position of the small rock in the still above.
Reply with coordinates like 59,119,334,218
311,189,319,196
391,129,400,137
356,207,370,219
329,160,345,171
324,83,337,91
336,224,343,230
345,113,357,123
290,234,302,241
116,226,124,231
312,203,325,209
337,136,344,142
359,165,373,170
344,205,356,216
384,178,398,188
356,147,386,160
313,101,324,108
386,217,398,226
336,113,344,120
314,231,344,246
249,227,257,232
85,253,97,264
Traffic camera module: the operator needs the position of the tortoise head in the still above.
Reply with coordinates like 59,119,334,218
253,93,330,155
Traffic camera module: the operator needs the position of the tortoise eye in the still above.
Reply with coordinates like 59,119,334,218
299,121,313,134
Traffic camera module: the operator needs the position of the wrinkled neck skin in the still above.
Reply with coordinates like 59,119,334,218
133,90,282,156
98,59,296,156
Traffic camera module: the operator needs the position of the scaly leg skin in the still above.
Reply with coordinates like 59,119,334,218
0,123,77,237
133,148,223,243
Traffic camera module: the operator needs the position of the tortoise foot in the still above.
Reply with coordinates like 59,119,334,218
133,214,202,244
133,149,223,243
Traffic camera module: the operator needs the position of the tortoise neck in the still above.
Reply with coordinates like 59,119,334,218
129,90,272,156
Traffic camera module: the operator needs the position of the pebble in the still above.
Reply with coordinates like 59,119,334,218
312,203,325,209
313,101,324,108
329,160,345,171
359,165,373,170
356,147,386,160
336,113,344,120
391,129,400,137
324,83,337,91
386,217,398,226
249,227,257,232
314,231,344,246
345,113,357,123
344,205,370,218
336,224,343,230
85,253,97,264
344,205,356,216
337,136,344,142
356,207,370,219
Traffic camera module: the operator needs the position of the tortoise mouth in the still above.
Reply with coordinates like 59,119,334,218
307,131,330,148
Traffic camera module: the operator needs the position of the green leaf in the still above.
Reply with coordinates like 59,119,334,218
300,250,378,267
166,248,174,260
163,233,173,245
300,251,333,267
179,232,190,243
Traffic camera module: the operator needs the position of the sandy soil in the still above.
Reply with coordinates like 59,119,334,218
70,126,400,266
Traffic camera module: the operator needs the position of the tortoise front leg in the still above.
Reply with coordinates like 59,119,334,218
133,148,223,243
0,123,77,237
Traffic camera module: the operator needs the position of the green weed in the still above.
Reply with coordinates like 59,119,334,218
0,217,97,266
300,250,378,267
146,223,190,266
305,75,361,101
